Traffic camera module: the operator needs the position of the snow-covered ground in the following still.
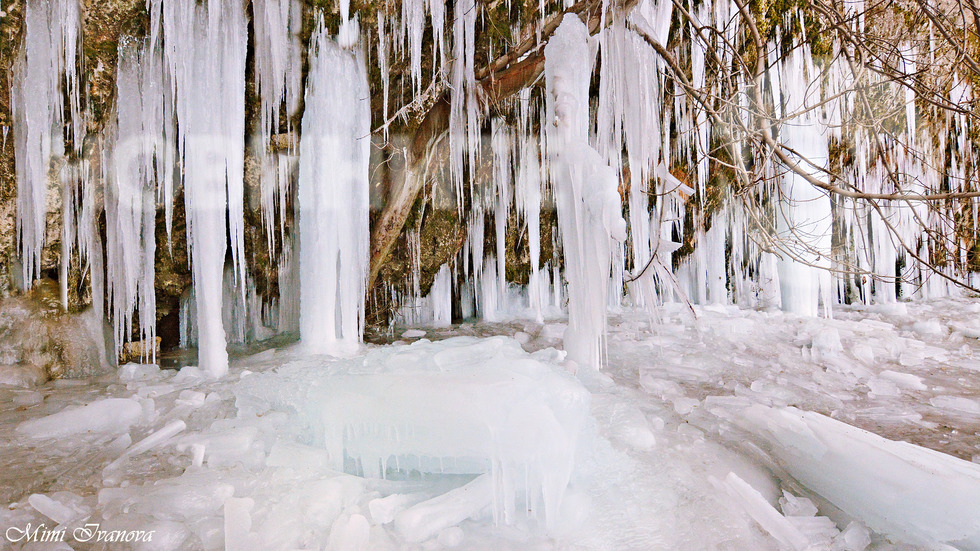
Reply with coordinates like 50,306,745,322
2,298,980,550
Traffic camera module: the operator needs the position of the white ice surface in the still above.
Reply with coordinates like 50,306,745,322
2,299,980,550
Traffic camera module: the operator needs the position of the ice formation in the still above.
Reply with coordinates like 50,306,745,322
7,0,979,383
148,0,248,377
448,0,480,200
252,0,302,253
239,336,591,532
7,0,980,547
297,20,370,355
545,16,627,369
11,0,83,288
103,38,173,362
733,405,980,549
776,46,834,317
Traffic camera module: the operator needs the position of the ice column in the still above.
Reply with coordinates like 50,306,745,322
545,16,627,369
777,46,834,317
297,20,370,355
431,264,453,326
516,109,543,321
491,120,513,304
151,0,248,377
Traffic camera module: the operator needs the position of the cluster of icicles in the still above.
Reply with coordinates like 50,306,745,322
7,0,977,374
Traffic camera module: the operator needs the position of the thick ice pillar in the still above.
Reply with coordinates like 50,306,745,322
777,46,834,317
545,16,627,369
151,0,248,377
297,21,370,355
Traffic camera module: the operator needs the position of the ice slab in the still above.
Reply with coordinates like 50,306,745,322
732,405,980,549
16,397,142,439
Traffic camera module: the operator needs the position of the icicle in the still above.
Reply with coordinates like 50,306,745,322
545,16,626,369
150,0,248,376
428,0,446,73
689,3,710,204
516,97,543,321
11,0,83,288
403,0,425,94
378,14,390,140
431,264,453,326
491,120,513,304
59,165,74,310
103,38,175,363
596,1,676,311
253,0,303,253
448,0,479,204
297,18,370,355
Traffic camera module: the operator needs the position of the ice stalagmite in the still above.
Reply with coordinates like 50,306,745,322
777,46,833,317
297,20,370,355
150,0,248,377
545,16,626,369
11,0,84,288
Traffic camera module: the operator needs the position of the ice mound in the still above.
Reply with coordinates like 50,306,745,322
239,336,591,531
731,405,980,549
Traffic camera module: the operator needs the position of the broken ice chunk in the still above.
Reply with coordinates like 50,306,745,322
717,472,811,551
28,492,90,525
394,473,492,543
16,398,142,439
779,491,818,517
929,395,980,416
734,405,980,549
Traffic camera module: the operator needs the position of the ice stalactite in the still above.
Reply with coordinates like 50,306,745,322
688,3,710,204
150,0,248,377
297,19,370,355
491,120,513,306
11,0,84,288
516,91,544,321
428,0,446,78
449,0,480,202
685,206,729,305
545,15,627,369
465,207,486,314
275,229,302,335
596,0,682,312
377,14,390,139
776,45,834,317
403,0,426,94
103,38,175,362
253,0,303,254
179,267,276,347
58,165,77,310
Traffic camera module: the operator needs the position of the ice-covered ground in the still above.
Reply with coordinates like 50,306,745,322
2,298,980,550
